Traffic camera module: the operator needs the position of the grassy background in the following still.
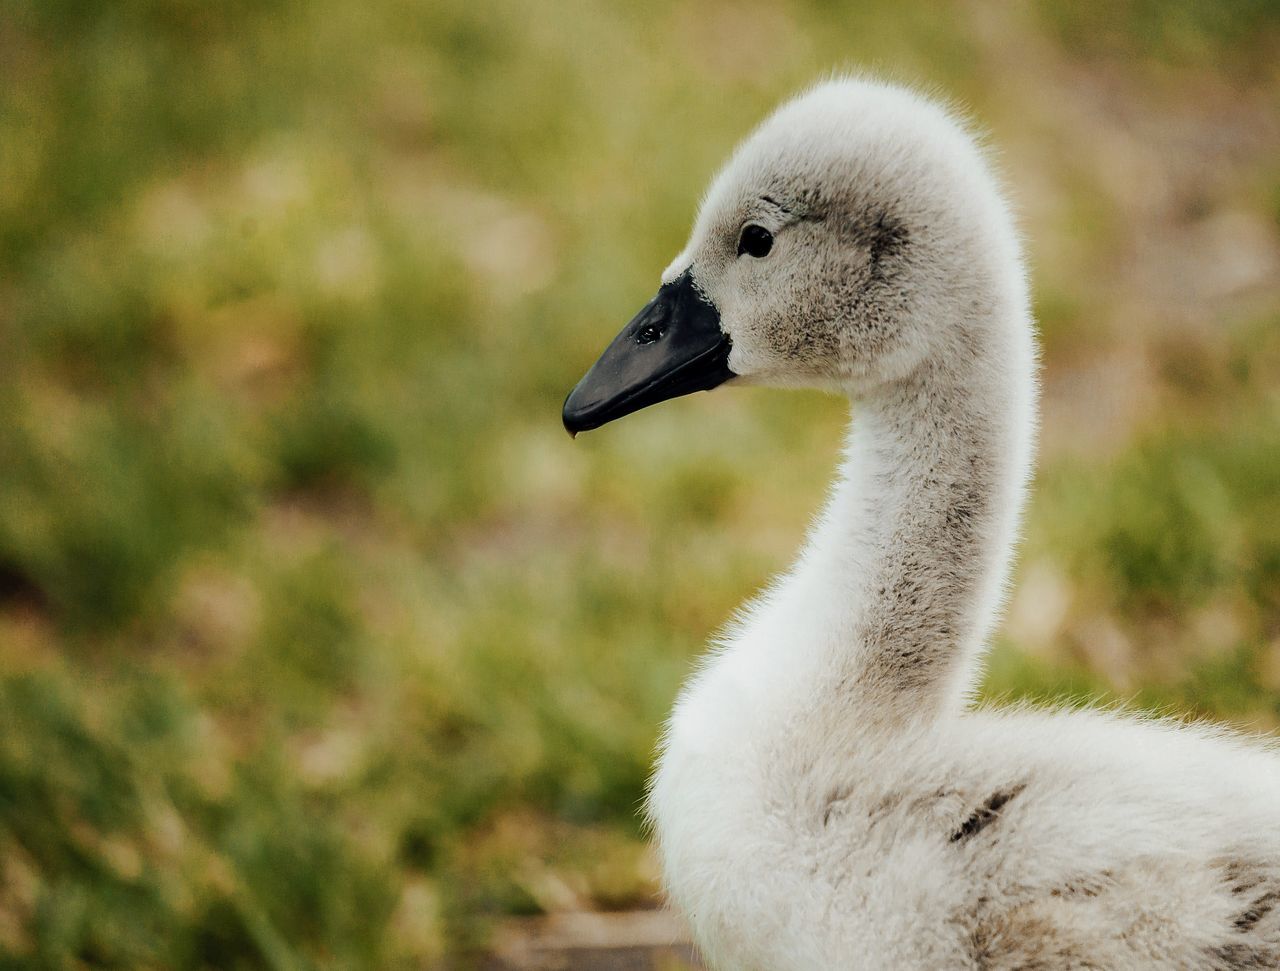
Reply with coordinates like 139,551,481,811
1,0,1279,966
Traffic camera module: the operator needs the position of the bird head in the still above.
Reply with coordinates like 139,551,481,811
563,78,1023,434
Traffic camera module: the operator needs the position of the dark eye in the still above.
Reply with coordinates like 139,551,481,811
737,224,774,258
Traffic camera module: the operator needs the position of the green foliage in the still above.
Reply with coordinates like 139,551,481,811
0,0,1278,965
1037,0,1280,70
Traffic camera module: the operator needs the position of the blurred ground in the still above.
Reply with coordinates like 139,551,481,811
1,0,1279,967
482,911,700,970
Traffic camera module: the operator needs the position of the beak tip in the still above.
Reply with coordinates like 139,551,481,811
562,392,592,438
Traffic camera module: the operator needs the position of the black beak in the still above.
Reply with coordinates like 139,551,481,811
562,270,734,435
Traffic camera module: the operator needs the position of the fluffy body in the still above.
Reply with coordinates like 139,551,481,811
642,79,1280,969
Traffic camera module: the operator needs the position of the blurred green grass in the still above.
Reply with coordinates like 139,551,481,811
1,0,1279,966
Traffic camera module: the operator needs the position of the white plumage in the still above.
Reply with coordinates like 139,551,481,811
570,77,1280,970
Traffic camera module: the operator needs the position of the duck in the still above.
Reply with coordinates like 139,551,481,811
562,78,1280,970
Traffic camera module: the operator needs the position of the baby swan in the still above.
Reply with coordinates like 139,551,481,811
563,79,1280,970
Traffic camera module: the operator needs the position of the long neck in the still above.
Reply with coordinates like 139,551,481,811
771,317,1035,726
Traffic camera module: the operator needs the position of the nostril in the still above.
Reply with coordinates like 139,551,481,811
636,323,665,345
